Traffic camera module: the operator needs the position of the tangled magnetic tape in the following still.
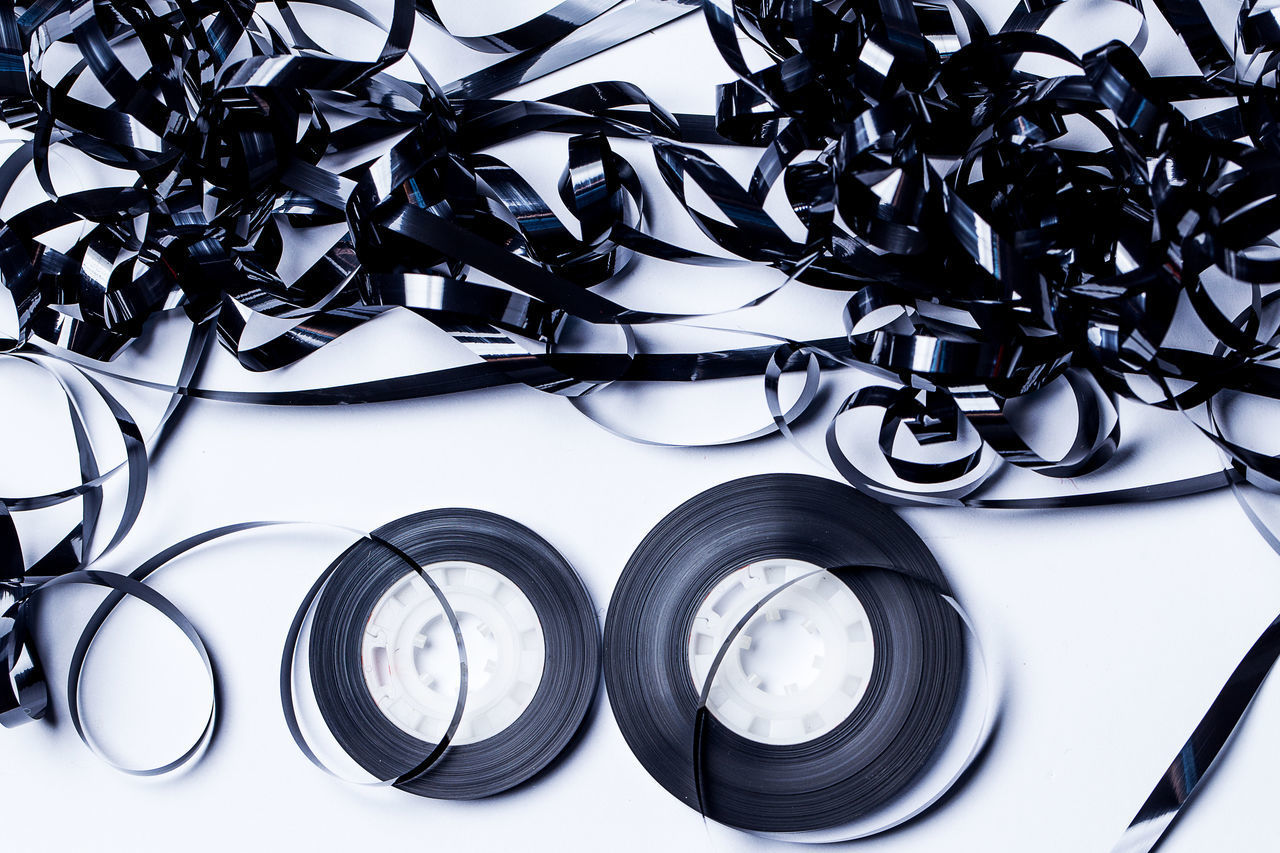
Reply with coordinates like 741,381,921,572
3,0,1280,848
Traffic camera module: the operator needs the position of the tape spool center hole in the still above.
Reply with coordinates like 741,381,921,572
736,609,826,694
687,559,875,746
361,561,546,746
414,611,501,693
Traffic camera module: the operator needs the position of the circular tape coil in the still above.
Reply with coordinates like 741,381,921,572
308,509,600,798
604,473,970,834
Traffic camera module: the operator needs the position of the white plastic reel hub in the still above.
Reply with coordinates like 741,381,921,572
361,561,545,745
687,558,875,746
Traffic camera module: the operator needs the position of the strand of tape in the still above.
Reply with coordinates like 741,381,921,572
4,510,601,796
0,0,1279,848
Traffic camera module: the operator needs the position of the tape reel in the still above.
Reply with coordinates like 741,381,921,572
307,509,600,798
604,473,989,838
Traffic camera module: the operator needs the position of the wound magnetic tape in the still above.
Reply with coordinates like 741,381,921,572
604,473,989,839
308,509,601,798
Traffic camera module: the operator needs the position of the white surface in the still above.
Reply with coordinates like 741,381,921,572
3,2,1280,852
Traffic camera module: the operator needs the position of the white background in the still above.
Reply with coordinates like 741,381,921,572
4,1,1280,851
